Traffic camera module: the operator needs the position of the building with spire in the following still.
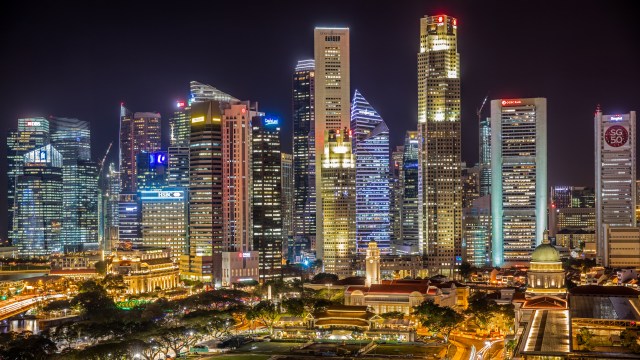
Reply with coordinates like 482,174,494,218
350,90,390,254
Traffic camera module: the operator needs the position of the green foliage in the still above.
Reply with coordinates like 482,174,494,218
577,327,594,351
0,331,57,360
93,260,107,275
311,272,339,284
43,299,72,312
380,311,405,320
246,300,281,334
465,292,515,334
413,300,463,342
621,329,640,353
458,262,474,280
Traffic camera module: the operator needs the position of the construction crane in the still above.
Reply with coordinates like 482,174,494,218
477,95,488,122
97,142,113,181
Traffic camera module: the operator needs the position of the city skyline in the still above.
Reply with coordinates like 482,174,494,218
1,1,639,238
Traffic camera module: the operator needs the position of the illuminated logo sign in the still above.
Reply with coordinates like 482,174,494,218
39,150,47,161
176,101,185,108
158,191,183,198
150,152,167,165
125,207,137,212
264,118,279,126
240,252,251,258
610,116,623,121
501,99,522,106
605,125,629,148
191,116,204,123
26,121,42,127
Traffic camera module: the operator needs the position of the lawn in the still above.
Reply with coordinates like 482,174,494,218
202,355,271,360
369,344,446,357
233,341,301,354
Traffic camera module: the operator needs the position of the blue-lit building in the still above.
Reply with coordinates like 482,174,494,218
401,131,419,253
13,145,64,256
118,193,141,246
136,151,168,190
350,90,390,254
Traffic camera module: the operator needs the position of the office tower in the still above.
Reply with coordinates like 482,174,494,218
637,180,640,224
417,15,462,276
7,117,50,244
189,81,239,104
103,163,121,254
136,151,168,190
402,131,420,252
182,100,224,283
118,193,141,245
221,102,261,286
281,152,294,256
350,90,390,253
50,117,98,249
603,226,640,268
550,186,572,209
491,98,547,267
462,195,491,268
595,109,636,265
140,188,188,263
314,27,350,261
119,104,161,192
252,116,283,281
571,187,595,208
13,144,63,256
479,117,491,196
292,59,316,256
168,100,191,189
462,164,480,208
390,145,404,242
321,129,355,277
170,100,191,147
549,186,596,237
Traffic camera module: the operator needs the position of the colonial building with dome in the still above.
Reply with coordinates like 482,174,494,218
525,243,567,299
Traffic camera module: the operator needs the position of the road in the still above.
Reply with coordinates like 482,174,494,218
0,294,65,320
450,335,485,360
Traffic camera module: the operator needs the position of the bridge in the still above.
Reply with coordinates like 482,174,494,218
0,294,65,321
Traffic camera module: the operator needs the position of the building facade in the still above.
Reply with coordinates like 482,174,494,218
595,109,636,263
118,193,141,246
390,145,404,243
491,98,547,267
136,151,168,190
119,105,161,193
351,90,390,254
314,27,350,262
479,117,491,197
140,188,188,263
417,15,462,276
603,226,640,268
401,131,420,253
281,152,294,257
462,195,491,268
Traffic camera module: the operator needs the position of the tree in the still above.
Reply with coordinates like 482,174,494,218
621,329,640,353
246,300,281,335
94,260,107,275
100,274,128,297
465,292,515,335
0,331,57,360
380,311,405,320
311,273,339,284
577,327,594,351
413,300,463,343
458,262,474,281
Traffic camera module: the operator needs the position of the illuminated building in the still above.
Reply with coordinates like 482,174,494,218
390,145,404,243
252,116,283,281
350,90,390,254
595,109,636,264
181,100,224,282
281,152,294,258
136,151,168,190
170,100,190,147
50,117,98,250
102,163,120,254
365,241,380,287
118,193,141,246
110,247,179,295
555,229,595,256
479,117,491,196
119,104,161,192
140,189,188,263
401,131,419,252
526,243,566,298
461,164,480,208
462,195,491,268
321,129,355,278
417,15,462,276
491,98,547,267
602,226,640,268
189,80,239,104
168,100,191,189
314,27,350,262
292,59,316,257
221,102,261,286
7,117,50,245
13,144,63,256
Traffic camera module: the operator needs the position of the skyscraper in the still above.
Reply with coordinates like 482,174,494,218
281,152,294,257
595,109,636,265
168,100,191,189
390,145,404,243
102,163,120,254
491,98,547,266
479,117,491,197
119,105,161,192
7,118,50,244
462,195,491,268
136,151,168,190
402,131,420,252
118,193,141,245
181,100,224,282
314,27,350,261
321,129,356,277
350,90,390,254
170,100,191,147
417,14,461,275
189,81,239,104
292,59,316,257
252,116,283,281
140,188,188,263
13,144,64,256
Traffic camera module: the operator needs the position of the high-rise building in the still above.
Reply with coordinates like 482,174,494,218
292,59,316,257
462,195,491,268
595,109,636,265
550,186,573,209
401,131,419,252
7,117,50,244
167,146,190,188
417,14,462,275
321,129,356,277
549,186,595,236
491,98,547,266
170,100,190,147
350,90,390,253
479,117,491,197
102,163,120,254
118,193,141,246
136,151,168,190
50,117,98,250
119,105,161,192
252,116,283,281
189,81,239,104
13,144,63,256
462,164,480,209
281,152,294,257
181,100,224,283
390,145,404,243
140,188,188,263
314,27,350,262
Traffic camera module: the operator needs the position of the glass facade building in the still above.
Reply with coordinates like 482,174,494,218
402,131,419,252
462,195,491,268
136,151,168,190
119,105,161,192
281,152,294,259
350,90,390,254
390,145,404,243
140,188,188,263
479,117,491,197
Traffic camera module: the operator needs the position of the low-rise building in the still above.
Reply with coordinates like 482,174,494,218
603,225,640,268
49,251,101,279
109,246,179,294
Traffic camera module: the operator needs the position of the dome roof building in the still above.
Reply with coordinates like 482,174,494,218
525,242,567,299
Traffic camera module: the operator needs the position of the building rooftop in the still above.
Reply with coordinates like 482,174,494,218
569,285,640,296
531,243,561,263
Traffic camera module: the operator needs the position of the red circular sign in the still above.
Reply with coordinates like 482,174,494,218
605,125,628,147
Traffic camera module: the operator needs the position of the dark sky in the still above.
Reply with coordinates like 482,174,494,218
1,1,639,238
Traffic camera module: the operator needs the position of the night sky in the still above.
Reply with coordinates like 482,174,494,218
1,1,639,238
